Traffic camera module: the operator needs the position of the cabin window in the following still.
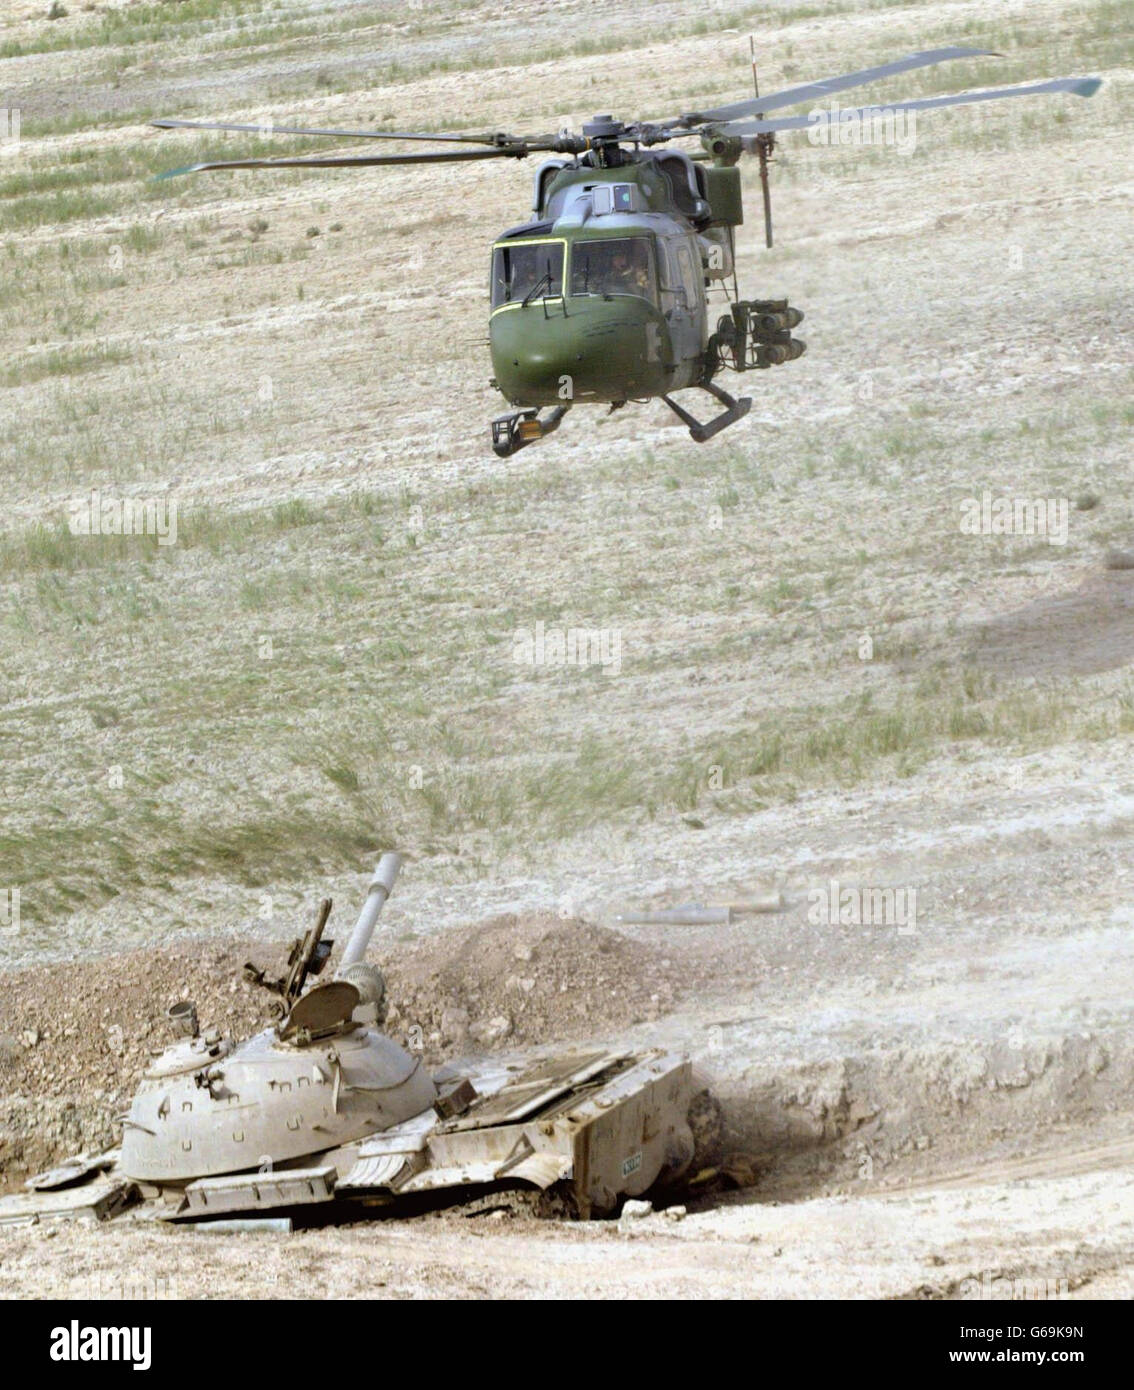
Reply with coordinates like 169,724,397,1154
569,237,655,302
491,241,564,308
673,240,701,306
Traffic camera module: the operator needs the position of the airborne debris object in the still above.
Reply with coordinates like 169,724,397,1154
618,894,786,925
620,906,733,926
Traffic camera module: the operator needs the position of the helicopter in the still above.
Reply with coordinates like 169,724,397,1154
151,47,1099,457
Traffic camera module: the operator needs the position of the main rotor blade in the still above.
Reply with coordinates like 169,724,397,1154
156,147,530,179
723,76,1102,137
657,47,999,126
151,117,535,146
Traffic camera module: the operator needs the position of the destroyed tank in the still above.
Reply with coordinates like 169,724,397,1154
3,855,721,1226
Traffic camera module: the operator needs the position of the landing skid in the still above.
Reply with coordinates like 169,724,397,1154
662,381,752,443
491,404,570,458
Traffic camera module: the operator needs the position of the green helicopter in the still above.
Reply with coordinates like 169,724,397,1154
153,46,1099,456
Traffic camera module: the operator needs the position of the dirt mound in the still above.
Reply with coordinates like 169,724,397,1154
0,939,270,1186
0,941,264,1102
384,914,690,1054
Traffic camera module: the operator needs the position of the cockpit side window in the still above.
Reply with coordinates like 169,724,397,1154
569,237,655,303
491,241,564,308
673,240,701,307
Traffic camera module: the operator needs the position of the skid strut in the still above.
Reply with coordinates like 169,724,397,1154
662,380,752,444
491,404,570,458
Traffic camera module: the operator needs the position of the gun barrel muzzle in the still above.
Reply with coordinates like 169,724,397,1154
337,852,402,971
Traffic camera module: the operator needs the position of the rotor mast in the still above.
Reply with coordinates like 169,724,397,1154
750,36,775,249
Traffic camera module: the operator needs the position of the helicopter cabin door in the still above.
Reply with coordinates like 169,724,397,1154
662,234,707,387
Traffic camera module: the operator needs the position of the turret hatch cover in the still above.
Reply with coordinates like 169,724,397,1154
280,980,360,1038
27,1149,120,1192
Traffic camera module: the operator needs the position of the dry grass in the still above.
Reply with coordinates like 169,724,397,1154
0,0,1130,944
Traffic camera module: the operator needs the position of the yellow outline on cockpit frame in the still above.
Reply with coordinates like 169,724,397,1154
490,236,569,317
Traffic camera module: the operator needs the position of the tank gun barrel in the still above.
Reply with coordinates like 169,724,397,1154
337,853,402,971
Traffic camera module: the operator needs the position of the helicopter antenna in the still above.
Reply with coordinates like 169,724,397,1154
751,36,774,249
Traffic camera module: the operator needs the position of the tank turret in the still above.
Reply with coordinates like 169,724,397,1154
119,854,435,1185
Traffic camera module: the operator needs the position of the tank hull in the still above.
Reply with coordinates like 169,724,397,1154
6,1049,706,1225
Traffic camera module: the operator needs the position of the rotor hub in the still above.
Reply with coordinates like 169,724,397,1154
582,115,625,142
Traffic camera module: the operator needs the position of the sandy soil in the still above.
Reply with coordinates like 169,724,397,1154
0,0,1132,1298
2,1155,1133,1300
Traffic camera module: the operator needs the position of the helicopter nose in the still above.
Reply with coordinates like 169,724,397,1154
490,297,670,407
